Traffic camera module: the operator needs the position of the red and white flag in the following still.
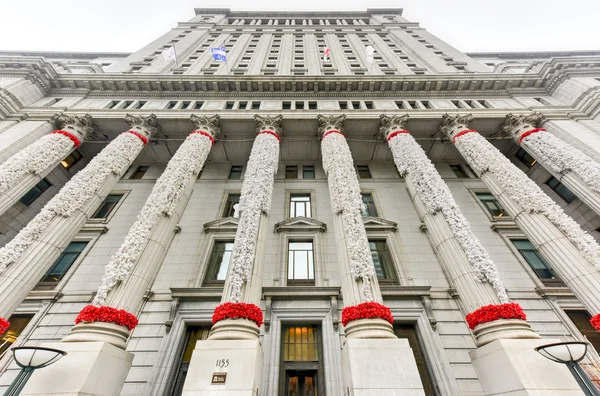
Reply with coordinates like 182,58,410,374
323,47,331,62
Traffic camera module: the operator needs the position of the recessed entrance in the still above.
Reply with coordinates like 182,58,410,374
285,370,318,396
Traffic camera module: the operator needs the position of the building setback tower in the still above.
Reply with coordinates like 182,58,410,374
0,7,599,395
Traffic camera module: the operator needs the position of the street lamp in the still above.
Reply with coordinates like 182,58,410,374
535,341,600,396
3,346,66,396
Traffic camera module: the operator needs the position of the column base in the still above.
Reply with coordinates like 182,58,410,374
208,318,260,340
473,319,540,347
342,338,425,396
344,318,396,340
62,322,130,349
182,338,263,395
20,341,133,396
470,338,582,395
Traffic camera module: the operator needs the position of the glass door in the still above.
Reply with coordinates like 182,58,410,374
285,370,318,396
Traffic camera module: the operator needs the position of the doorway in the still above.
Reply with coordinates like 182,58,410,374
285,370,318,396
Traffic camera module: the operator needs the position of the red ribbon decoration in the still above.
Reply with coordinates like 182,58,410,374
258,129,280,141
518,128,546,145
51,129,81,147
190,130,215,145
125,130,148,145
386,129,410,142
322,129,344,140
452,129,478,143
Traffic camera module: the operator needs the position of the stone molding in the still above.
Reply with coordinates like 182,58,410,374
274,217,327,233
203,217,239,233
362,216,398,232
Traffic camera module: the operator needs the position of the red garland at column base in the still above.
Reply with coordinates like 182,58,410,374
341,301,394,327
465,303,526,330
590,314,600,331
51,129,81,147
75,305,139,331
212,302,264,327
0,317,9,335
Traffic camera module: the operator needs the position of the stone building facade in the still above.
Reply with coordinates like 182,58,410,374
0,7,599,396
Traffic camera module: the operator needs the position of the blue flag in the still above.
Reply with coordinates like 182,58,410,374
211,46,227,62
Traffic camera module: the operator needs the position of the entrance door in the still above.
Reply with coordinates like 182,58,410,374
285,370,318,396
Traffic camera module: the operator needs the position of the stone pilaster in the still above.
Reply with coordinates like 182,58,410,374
380,114,537,345
0,113,99,216
502,112,600,216
441,113,600,324
63,115,219,348
0,114,158,329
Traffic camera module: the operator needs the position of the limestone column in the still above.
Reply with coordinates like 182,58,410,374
63,115,219,348
0,113,102,216
181,115,282,396
319,115,425,395
0,114,158,329
380,114,537,345
441,114,600,326
502,112,600,217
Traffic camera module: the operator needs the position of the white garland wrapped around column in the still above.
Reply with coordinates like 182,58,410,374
321,129,375,302
92,131,213,305
522,131,600,193
388,131,508,303
455,131,600,269
228,130,280,302
0,132,145,273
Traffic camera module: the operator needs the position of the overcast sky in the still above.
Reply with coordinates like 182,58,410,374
1,0,598,53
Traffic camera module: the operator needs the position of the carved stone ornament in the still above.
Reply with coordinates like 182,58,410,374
254,114,283,135
190,114,221,138
500,112,544,137
124,113,160,138
438,113,474,140
379,114,409,140
51,113,104,141
317,114,346,137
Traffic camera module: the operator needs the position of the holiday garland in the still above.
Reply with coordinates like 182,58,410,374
0,132,76,198
465,302,526,330
454,131,600,270
75,305,138,331
341,301,394,326
520,129,600,194
212,302,263,327
227,131,280,302
388,132,509,303
322,131,376,302
0,132,146,274
0,317,9,335
92,131,213,305
590,314,600,331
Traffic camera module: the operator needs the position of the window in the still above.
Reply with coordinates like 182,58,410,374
286,165,299,179
290,194,311,218
296,101,304,110
0,314,34,356
35,241,89,290
283,325,319,361
251,101,260,110
515,147,536,168
339,101,348,110
194,101,204,110
365,101,374,109
281,325,323,395
511,239,563,286
223,194,241,217
170,326,211,396
287,241,314,285
302,165,315,179
449,164,469,178
92,194,124,219
476,193,506,218
229,165,243,179
283,101,292,110
352,101,361,109
225,101,234,110
20,178,52,206
204,241,234,285
357,165,372,179
308,101,317,110
238,101,248,110
394,325,436,395
361,193,377,217
547,176,577,204
564,311,600,355
369,240,396,282
167,101,178,109
130,165,149,179
61,149,83,169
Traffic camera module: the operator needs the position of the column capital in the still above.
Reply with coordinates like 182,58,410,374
190,114,221,138
254,114,283,136
501,112,544,142
439,113,473,140
124,114,159,138
379,114,409,140
317,114,345,138
51,113,103,141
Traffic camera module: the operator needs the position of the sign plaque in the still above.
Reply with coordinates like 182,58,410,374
211,372,227,385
